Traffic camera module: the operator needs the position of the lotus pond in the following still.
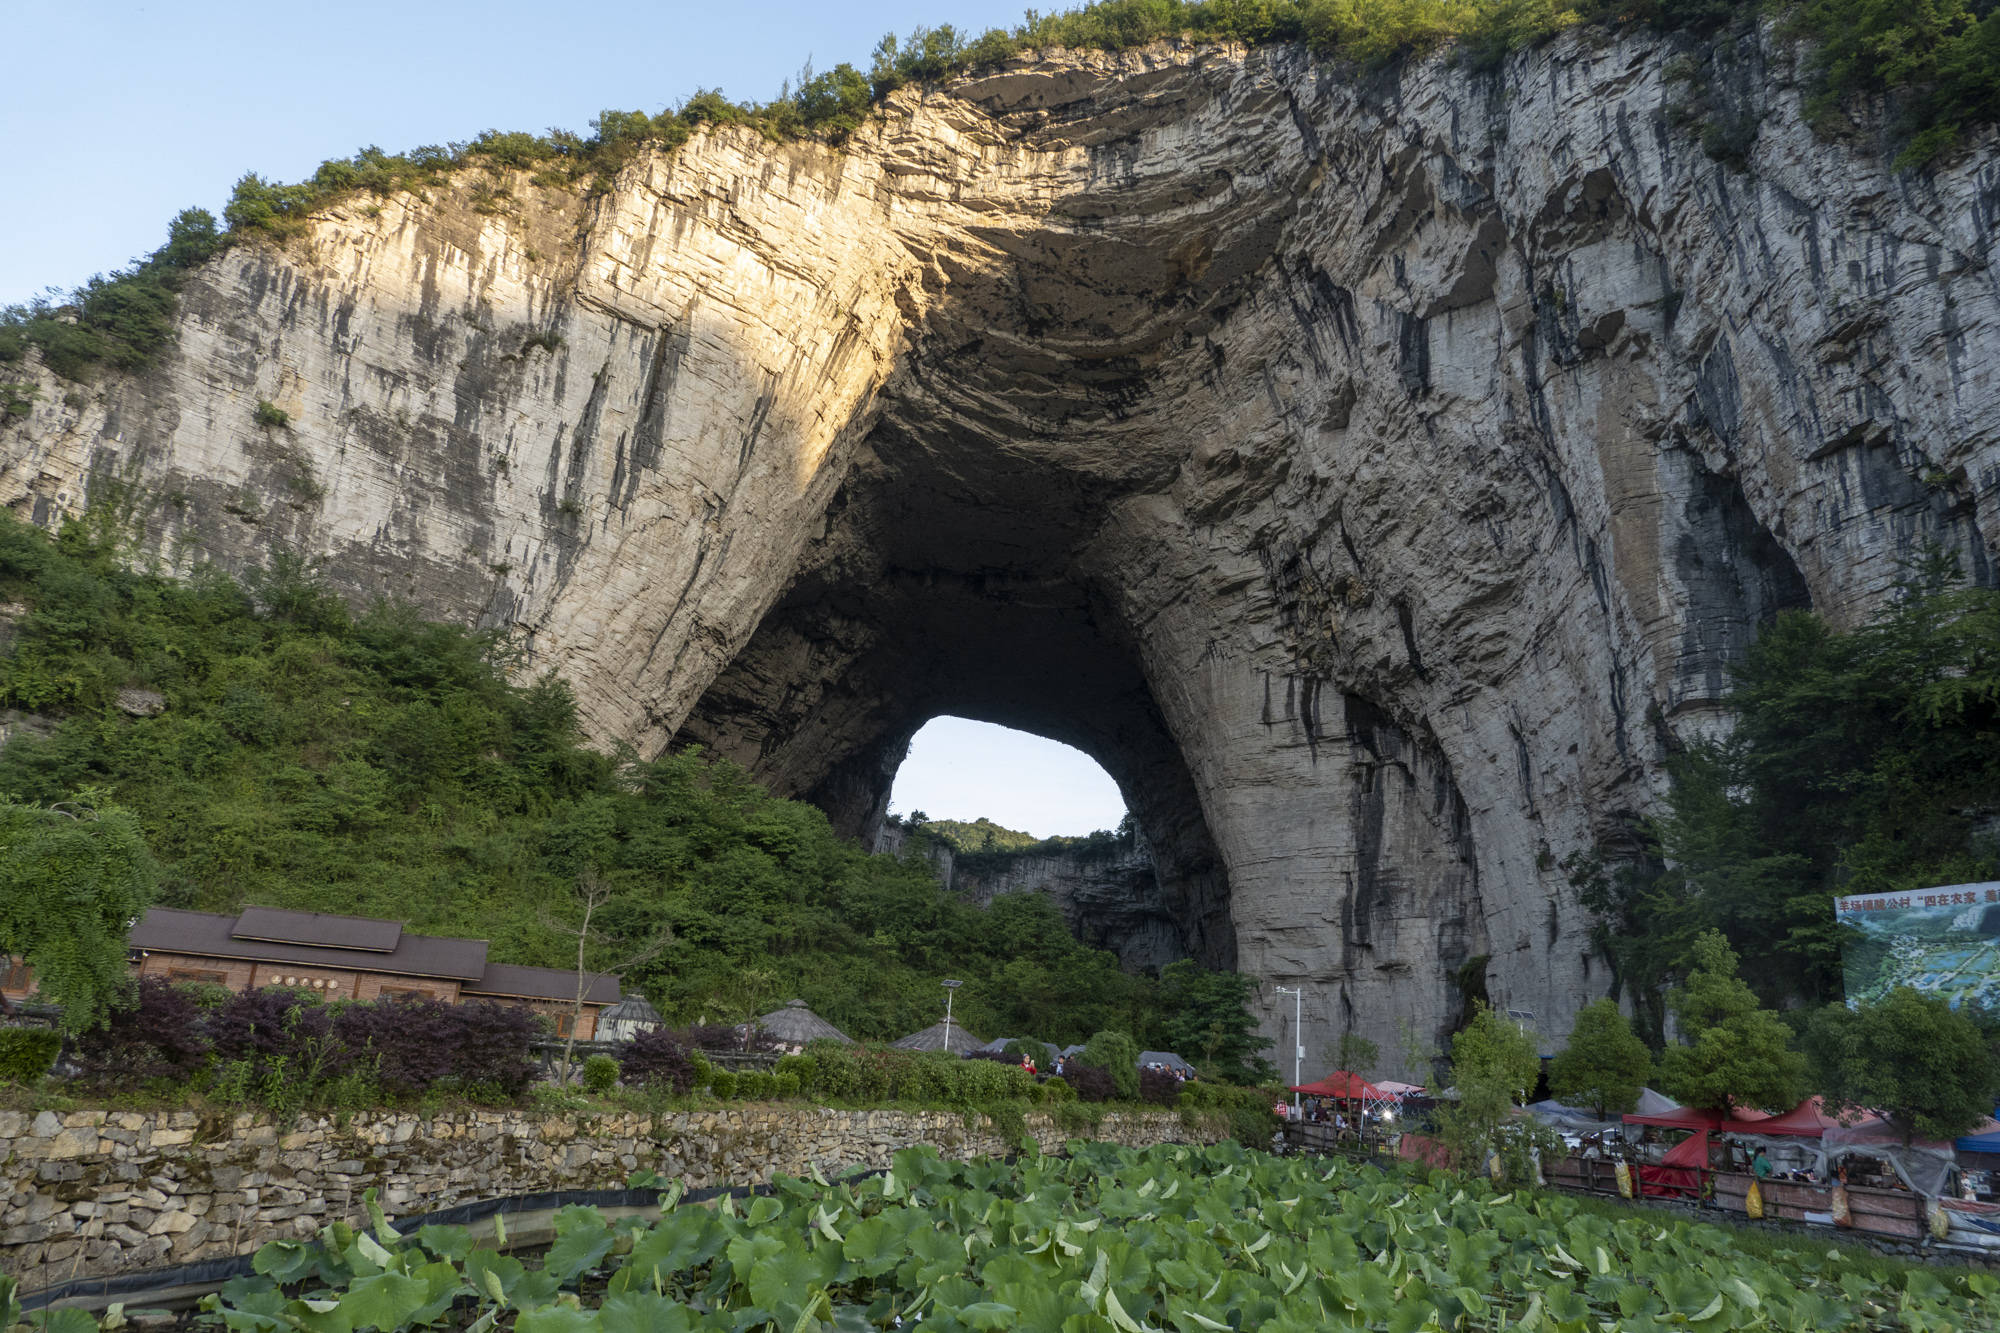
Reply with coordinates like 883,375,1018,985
15,1141,1997,1331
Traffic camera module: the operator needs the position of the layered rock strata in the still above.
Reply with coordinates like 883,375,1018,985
3,27,1997,1076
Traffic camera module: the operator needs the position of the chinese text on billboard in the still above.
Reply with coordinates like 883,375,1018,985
1836,884,2000,1008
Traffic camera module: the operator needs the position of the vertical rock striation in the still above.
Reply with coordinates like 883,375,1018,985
3,26,1996,1075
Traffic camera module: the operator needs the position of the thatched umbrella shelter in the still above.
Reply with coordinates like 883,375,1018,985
757,999,853,1051
892,1021,985,1055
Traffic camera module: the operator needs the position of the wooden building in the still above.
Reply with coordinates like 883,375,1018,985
128,907,621,1038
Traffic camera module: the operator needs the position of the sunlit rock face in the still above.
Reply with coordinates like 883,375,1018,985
4,28,1995,1077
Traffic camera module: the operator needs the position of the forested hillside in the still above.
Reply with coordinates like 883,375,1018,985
0,512,1264,1061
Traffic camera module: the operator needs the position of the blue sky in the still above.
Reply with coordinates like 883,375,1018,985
0,0,1034,306
892,719,1127,837
2,1,1129,836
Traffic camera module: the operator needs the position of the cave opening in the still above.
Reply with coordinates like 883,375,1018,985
889,716,1128,839
671,473,1238,972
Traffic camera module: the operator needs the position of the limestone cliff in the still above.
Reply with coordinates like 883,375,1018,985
4,25,1997,1078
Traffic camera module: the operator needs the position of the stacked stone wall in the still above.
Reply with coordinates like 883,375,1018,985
2,1105,1222,1285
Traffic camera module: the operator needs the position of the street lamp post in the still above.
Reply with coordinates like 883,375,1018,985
1274,985,1303,1116
941,979,963,1052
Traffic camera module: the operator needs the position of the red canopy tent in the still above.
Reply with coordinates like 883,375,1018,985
1638,1130,1710,1198
1742,1096,1842,1138
1290,1071,1382,1099
1623,1105,1771,1132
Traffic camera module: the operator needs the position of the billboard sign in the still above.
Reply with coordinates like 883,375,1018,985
1836,884,2000,1008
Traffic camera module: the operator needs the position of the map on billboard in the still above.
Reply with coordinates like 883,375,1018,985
1836,884,2000,1008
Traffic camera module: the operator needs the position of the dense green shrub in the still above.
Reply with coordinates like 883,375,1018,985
0,1029,61,1084
1039,1076,1076,1104
736,1070,776,1100
709,1068,739,1100
773,1053,815,1085
772,1071,801,1099
581,1053,620,1093
253,400,290,428
1082,1030,1140,1100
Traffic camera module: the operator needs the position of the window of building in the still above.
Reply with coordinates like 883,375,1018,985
0,959,32,991
381,985,436,1001
168,968,229,987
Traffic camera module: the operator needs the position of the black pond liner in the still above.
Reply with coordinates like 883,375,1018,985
24,1169,889,1312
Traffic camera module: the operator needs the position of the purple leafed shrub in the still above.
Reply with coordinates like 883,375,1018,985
619,1029,698,1092
452,1001,540,1096
1139,1066,1182,1107
334,994,457,1095
73,977,209,1079
1063,1063,1117,1103
204,987,340,1070
680,1023,777,1054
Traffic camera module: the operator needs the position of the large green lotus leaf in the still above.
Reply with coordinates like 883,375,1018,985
840,1214,909,1277
333,1271,438,1333
511,1306,599,1333
744,1245,823,1320
544,1213,616,1285
462,1249,529,1305
723,1231,787,1287
593,1292,698,1333
410,1226,475,1263
614,1211,725,1294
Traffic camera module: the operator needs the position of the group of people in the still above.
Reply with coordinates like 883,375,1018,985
1144,1059,1193,1083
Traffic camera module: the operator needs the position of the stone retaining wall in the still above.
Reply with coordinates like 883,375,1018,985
3,1104,1222,1285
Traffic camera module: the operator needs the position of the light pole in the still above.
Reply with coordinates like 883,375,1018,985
1274,985,1303,1116
941,979,963,1052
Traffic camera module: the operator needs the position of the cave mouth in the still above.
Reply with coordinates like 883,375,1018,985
890,716,1128,840
673,508,1236,969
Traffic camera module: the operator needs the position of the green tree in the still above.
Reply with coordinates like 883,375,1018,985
1435,1002,1542,1176
1082,1029,1141,1101
1657,930,1807,1112
1154,960,1276,1084
1326,1030,1380,1079
1548,999,1651,1117
1804,988,2000,1143
1579,552,2000,1015
0,795,156,1031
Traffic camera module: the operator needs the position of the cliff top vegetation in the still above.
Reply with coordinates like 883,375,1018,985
2,0,1994,383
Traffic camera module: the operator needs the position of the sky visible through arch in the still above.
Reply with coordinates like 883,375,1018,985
0,0,1030,306
891,718,1128,839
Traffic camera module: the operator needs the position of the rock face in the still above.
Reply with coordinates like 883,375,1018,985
879,825,1185,970
3,27,1997,1078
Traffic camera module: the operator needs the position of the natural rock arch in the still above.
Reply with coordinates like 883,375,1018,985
2,35,1995,1077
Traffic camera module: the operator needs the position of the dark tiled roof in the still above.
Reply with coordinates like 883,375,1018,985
130,908,487,982
462,962,619,1005
233,906,402,952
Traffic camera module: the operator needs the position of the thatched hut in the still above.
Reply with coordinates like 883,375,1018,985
891,1020,985,1055
756,999,852,1052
